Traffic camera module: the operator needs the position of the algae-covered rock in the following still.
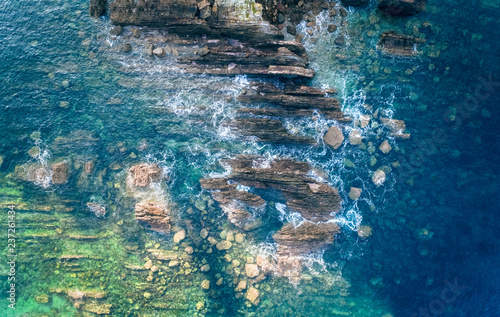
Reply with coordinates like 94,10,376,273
35,294,50,304
358,225,373,238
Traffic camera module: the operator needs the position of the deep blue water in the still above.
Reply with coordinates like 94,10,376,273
1,0,499,316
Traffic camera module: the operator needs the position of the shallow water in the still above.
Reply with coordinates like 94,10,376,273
1,0,499,316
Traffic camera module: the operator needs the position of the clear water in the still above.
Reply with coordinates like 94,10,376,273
1,0,499,316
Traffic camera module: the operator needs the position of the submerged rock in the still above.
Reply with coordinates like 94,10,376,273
379,140,392,154
87,202,107,218
173,229,186,244
245,263,260,278
349,187,362,200
349,130,363,145
245,287,260,305
51,161,69,184
379,0,426,16
378,32,425,56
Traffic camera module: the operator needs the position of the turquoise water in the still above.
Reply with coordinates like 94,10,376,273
1,0,499,316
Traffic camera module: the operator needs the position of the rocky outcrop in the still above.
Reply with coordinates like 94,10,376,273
128,164,162,187
135,201,171,233
201,156,341,223
379,0,426,16
237,82,350,121
273,222,340,256
230,118,315,145
107,0,315,78
378,32,425,56
200,177,265,231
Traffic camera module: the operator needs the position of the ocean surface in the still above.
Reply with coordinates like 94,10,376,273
1,0,499,316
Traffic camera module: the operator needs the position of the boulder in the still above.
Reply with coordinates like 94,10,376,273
110,26,123,36
379,140,392,154
379,0,425,16
216,240,232,250
372,169,386,186
348,187,362,200
323,126,344,149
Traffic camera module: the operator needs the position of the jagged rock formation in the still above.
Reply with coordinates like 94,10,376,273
229,118,316,144
377,31,425,56
379,0,426,16
201,156,341,223
273,222,340,256
237,82,350,121
200,156,342,278
107,0,314,78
